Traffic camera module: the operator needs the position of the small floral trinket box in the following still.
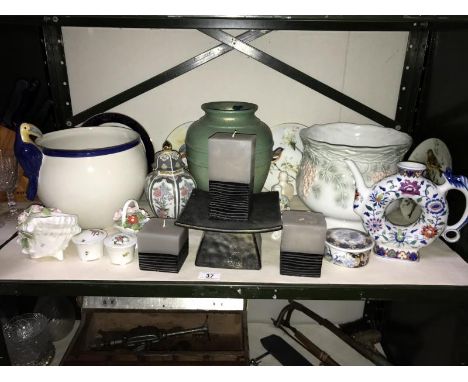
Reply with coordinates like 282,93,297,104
71,229,107,262
324,228,373,268
104,232,137,265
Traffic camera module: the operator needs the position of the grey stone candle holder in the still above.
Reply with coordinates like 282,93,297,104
280,210,327,277
137,218,189,273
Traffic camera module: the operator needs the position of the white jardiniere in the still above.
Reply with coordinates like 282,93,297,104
297,123,412,227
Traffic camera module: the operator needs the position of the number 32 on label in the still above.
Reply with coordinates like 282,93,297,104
198,272,221,280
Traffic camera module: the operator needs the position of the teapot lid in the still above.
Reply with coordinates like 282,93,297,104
152,141,184,172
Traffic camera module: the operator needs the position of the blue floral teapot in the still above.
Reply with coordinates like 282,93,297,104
345,160,468,261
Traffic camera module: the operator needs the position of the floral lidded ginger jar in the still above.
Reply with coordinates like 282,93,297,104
144,141,196,218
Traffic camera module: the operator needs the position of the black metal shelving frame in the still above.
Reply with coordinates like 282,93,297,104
1,15,468,301
35,15,440,132
0,280,467,301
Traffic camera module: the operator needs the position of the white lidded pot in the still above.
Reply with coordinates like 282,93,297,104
17,123,147,229
104,232,137,265
71,229,107,262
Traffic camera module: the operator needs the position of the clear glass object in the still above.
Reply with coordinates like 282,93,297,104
34,296,75,341
2,312,55,365
0,149,19,227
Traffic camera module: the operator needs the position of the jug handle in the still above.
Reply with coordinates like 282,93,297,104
440,170,468,243
15,123,43,200
82,112,155,172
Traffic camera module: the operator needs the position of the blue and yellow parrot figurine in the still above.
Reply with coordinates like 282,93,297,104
14,123,43,200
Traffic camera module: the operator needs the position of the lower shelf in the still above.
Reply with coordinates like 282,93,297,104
50,321,385,366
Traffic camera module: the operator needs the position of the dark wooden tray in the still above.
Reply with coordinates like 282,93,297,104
175,189,282,233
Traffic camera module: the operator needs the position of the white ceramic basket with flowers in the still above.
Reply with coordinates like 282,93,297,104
113,199,150,234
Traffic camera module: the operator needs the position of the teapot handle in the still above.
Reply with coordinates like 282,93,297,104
440,170,468,243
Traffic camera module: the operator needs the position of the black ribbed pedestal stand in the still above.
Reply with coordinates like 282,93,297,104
175,189,282,270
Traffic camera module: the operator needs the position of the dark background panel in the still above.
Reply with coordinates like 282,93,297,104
0,23,54,133
380,301,468,366
414,27,468,261
378,26,468,367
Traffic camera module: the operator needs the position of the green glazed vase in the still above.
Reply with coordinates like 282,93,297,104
186,101,276,192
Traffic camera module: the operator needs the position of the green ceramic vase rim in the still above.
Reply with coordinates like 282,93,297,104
201,101,258,113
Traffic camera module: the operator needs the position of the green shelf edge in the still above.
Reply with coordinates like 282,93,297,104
0,280,467,301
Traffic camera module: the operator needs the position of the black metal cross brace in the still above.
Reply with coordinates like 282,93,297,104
71,29,270,125
199,29,398,128
70,28,399,128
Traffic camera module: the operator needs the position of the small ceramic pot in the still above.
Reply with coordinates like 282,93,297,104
104,233,137,265
324,228,373,268
71,229,107,262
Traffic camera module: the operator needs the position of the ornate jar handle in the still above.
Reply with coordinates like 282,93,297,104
440,170,468,243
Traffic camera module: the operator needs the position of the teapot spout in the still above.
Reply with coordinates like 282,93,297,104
345,160,371,206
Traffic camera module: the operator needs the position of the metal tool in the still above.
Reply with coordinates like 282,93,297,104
272,316,340,366
250,350,270,365
273,300,392,366
250,334,312,366
91,323,209,352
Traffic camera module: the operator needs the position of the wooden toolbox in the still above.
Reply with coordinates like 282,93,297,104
62,297,249,366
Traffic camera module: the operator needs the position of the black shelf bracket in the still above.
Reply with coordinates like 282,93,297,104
395,22,431,133
42,16,73,129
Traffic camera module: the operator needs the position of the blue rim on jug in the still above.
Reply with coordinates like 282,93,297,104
42,139,140,158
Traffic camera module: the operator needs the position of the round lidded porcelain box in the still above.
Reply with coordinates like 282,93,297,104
324,228,373,268
104,233,137,265
71,229,107,262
